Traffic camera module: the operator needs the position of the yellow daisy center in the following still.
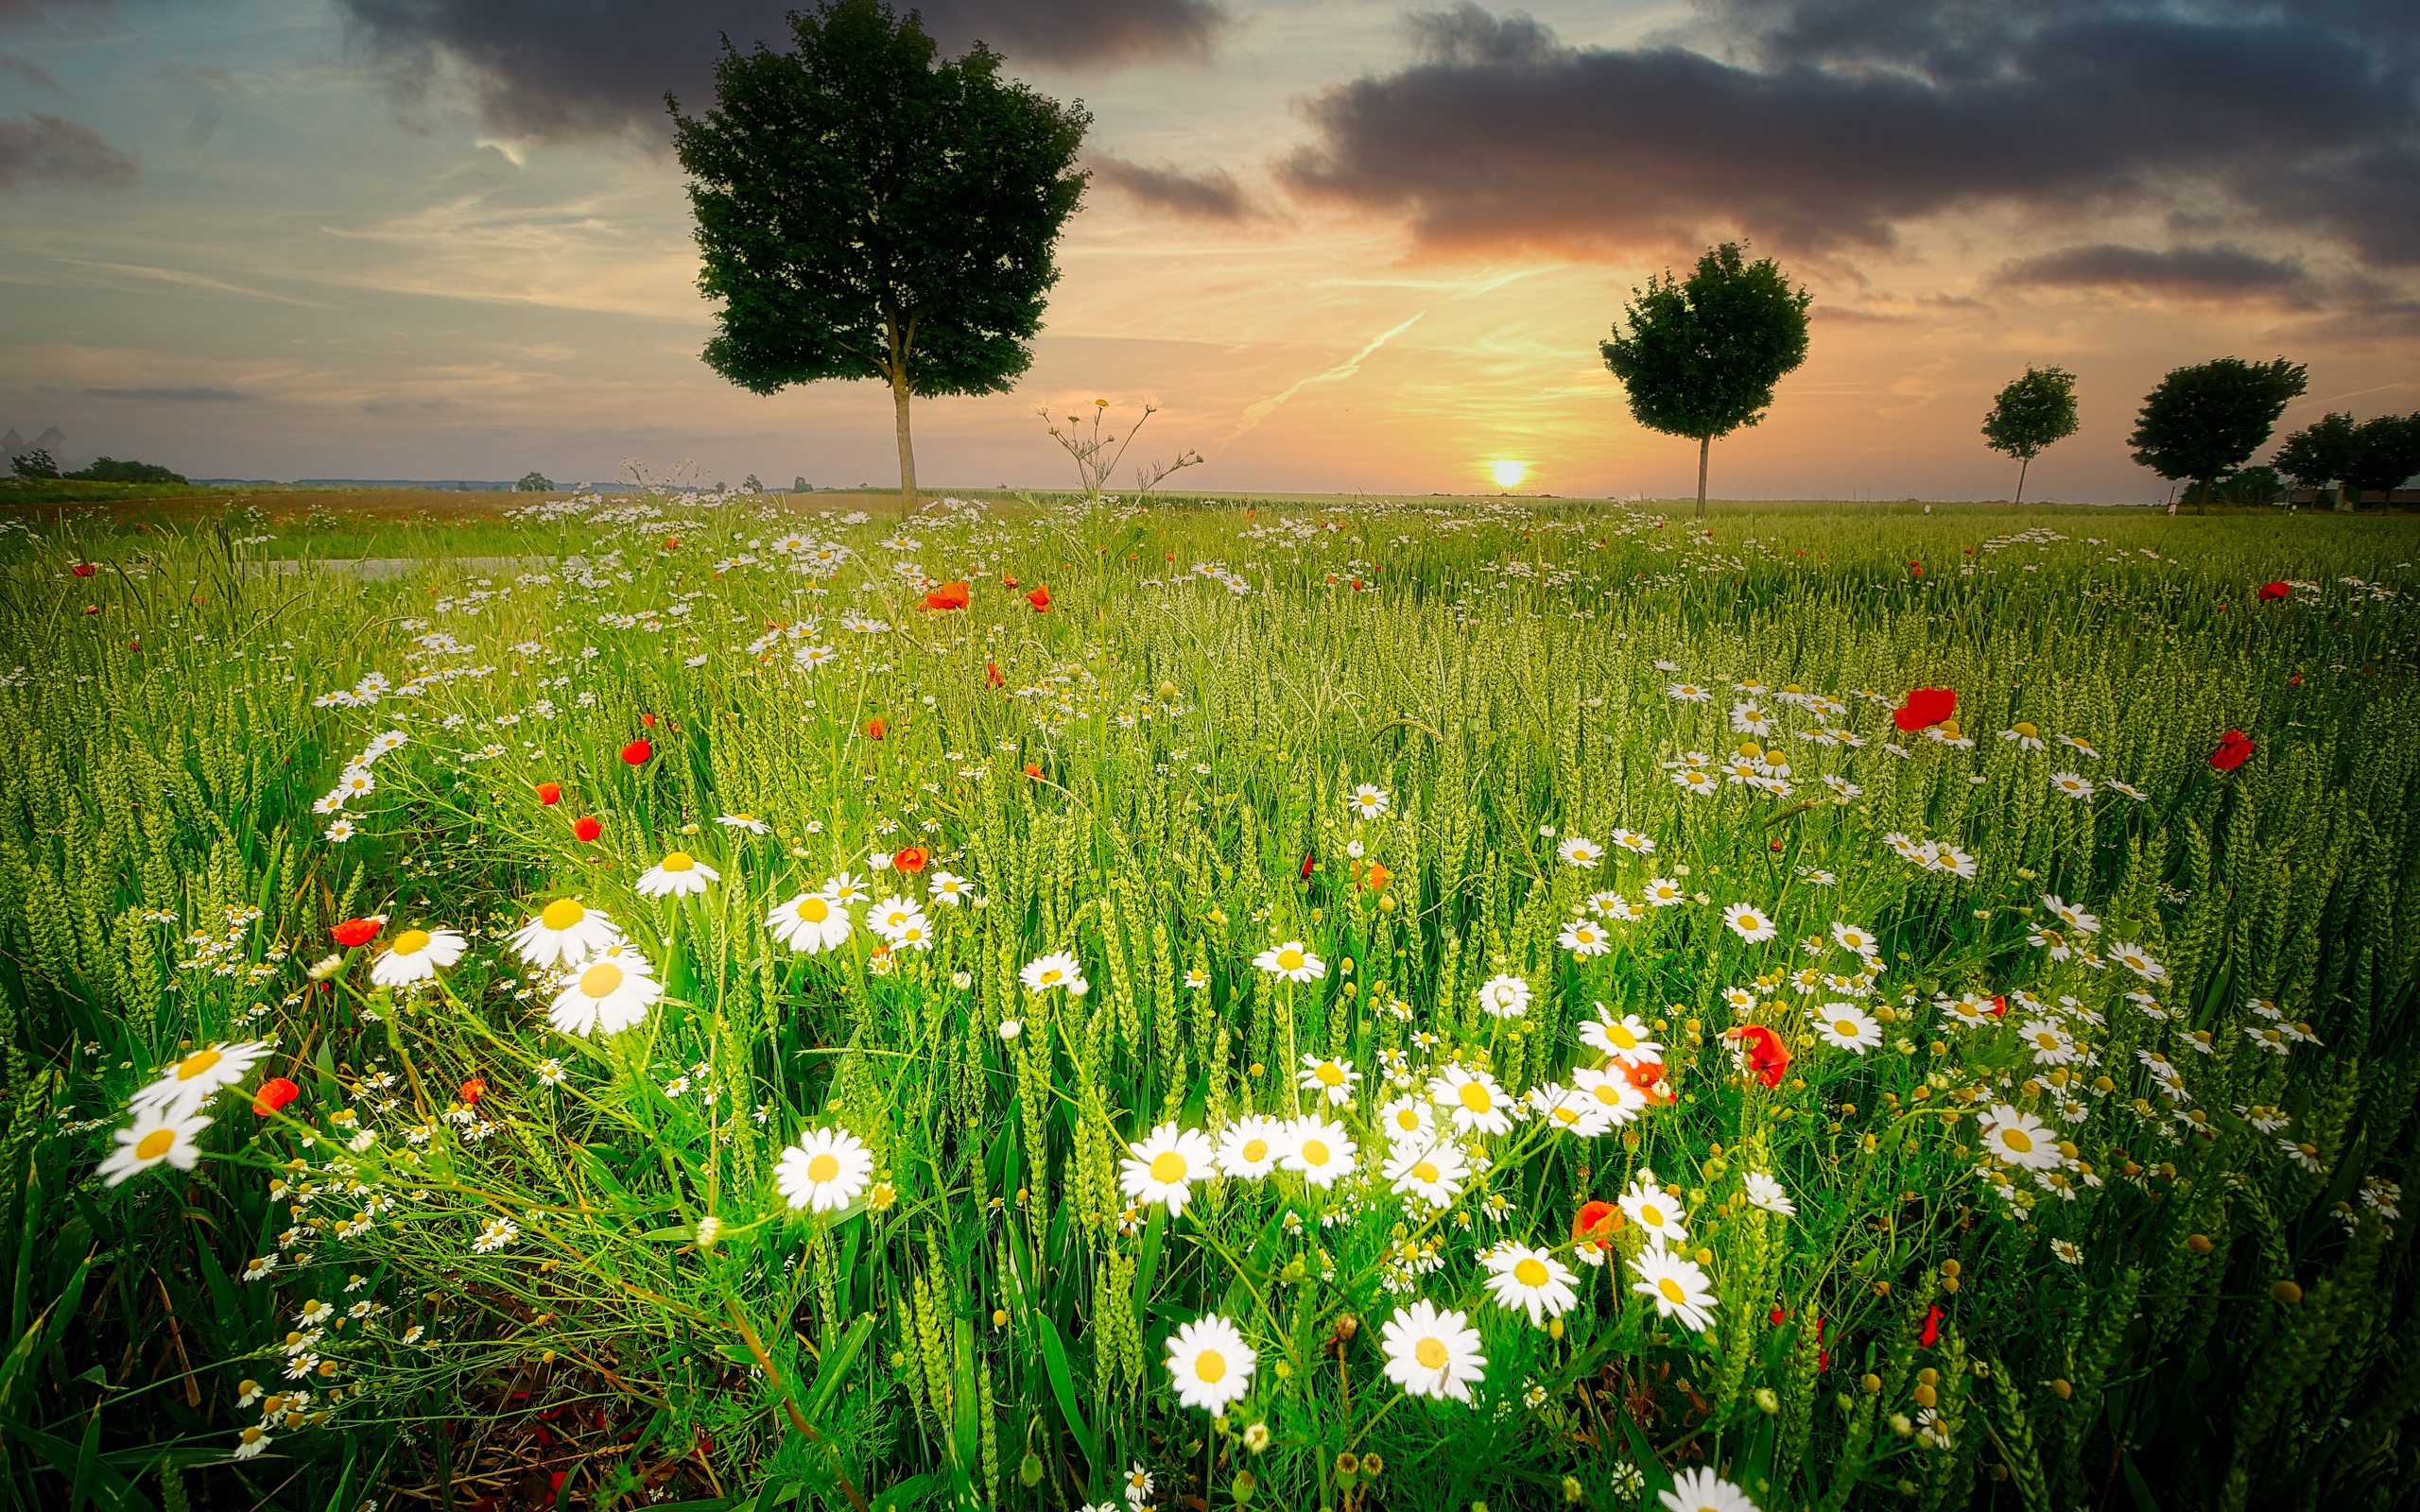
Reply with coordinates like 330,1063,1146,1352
541,899,585,930
1640,1203,1665,1226
662,851,695,871
806,1153,840,1183
1277,948,1305,971
392,929,431,955
1195,1349,1226,1383
1300,1140,1330,1166
1415,1338,1448,1369
581,963,624,997
175,1048,222,1081
1411,1161,1439,1183
1837,1020,1859,1037
1659,1277,1686,1303
2001,1128,2033,1154
1315,1063,1344,1086
1150,1151,1188,1183
1513,1258,1548,1286
1459,1083,1493,1113
1241,1139,1269,1162
798,897,830,922
2014,722,2038,738
135,1128,177,1160
1608,1025,1638,1048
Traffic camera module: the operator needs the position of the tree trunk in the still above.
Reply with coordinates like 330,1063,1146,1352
2336,485,2357,512
2014,455,2030,507
1696,434,1710,521
890,372,918,512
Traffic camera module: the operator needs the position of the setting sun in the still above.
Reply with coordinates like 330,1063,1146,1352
1491,459,1527,489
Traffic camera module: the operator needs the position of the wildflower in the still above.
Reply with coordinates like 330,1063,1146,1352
1831,921,1880,957
1570,1066,1648,1125
1477,973,1530,1019
2040,895,2100,934
2020,1020,2079,1065
1385,1138,1468,1209
242,1255,278,1281
473,1217,519,1253
511,899,621,968
98,1109,212,1185
1659,1467,1758,1512
131,1040,269,1119
2048,771,2096,800
1811,1004,1880,1053
234,1426,271,1460
1253,939,1324,982
331,917,382,948
634,851,719,897
1629,1247,1717,1332
1379,1299,1486,1402
1483,1244,1579,1325
1893,686,1956,732
1979,1104,2061,1170
1376,1095,1436,1145
1164,1314,1256,1413
536,782,562,805
1121,1124,1216,1215
324,817,356,843
2051,1238,2084,1264
2257,579,2290,602
1722,902,1778,943
776,1128,873,1212
1557,835,1603,868
1729,1024,1790,1087
1744,1170,1795,1216
1559,917,1612,956
866,717,887,740
2209,729,2256,772
1020,952,1087,994
717,812,769,833
998,1019,1024,1040
1668,681,1711,702
2281,1139,2325,1173
1430,1064,1512,1136
252,1076,300,1116
892,845,927,873
2000,722,2047,750
572,815,603,842
1643,877,1687,906
546,954,662,1037
1349,784,1390,819
866,896,930,944
930,870,972,906
2106,942,2169,983
620,738,652,765
1280,1115,1356,1187
917,580,971,611
1618,1176,1688,1244
1298,1054,1360,1107
769,890,854,954
1581,1005,1663,1065
1218,1116,1286,1178
532,1059,566,1087
1027,585,1051,611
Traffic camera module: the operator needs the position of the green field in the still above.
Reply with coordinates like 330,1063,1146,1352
3,490,2417,1512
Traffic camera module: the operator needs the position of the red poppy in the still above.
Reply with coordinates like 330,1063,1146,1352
1300,850,1315,880
1909,559,1924,576
2209,729,2256,772
1893,686,1957,732
2257,580,2290,602
72,562,96,577
535,782,562,806
1364,862,1391,892
640,713,657,729
893,846,928,873
985,661,1005,688
1573,1199,1621,1260
1730,1023,1791,1088
1624,1057,1668,1102
1990,995,2008,1018
1026,584,1052,612
82,605,98,616
1024,763,1044,782
331,918,381,948
918,580,971,611
1001,575,1019,589
1918,1304,1945,1349
620,738,652,765
573,815,603,842
664,537,681,552
251,1076,301,1116
866,717,887,741
458,1077,486,1105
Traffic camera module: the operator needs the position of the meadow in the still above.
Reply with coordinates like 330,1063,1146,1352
1,490,2416,1512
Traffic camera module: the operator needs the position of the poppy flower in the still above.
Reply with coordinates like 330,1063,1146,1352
1918,1304,1944,1349
1990,995,2008,1018
1909,559,1924,576
893,846,928,873
985,661,1005,688
458,1077,486,1105
620,738,652,765
1001,575,1019,589
1624,1057,1668,1101
1573,1199,1621,1260
331,918,382,948
918,580,971,611
1300,850,1315,880
252,1077,300,1116
72,562,96,577
573,816,603,842
640,713,657,729
1893,687,1957,732
1024,763,1044,782
866,717,887,741
1026,585,1052,612
2209,730,2256,772
535,782,562,806
2257,581,2290,602
1364,862,1392,893
664,537,681,552
1730,1023,1791,1088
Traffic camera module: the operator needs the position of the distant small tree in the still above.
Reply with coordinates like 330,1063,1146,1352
1980,366,2079,506
671,0,1090,509
515,472,555,492
66,456,185,484
2273,411,2359,508
1599,242,1812,520
792,475,809,493
9,449,59,480
2344,414,2420,509
2127,356,2307,508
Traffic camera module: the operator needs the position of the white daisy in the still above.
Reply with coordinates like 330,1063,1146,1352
1559,917,1612,956
1979,1104,2062,1170
1020,951,1086,994
1557,835,1604,869
546,953,662,1037
716,812,769,833
1476,973,1531,1020
510,899,622,969
769,890,854,954
1297,1054,1360,1107
1629,1247,1718,1332
1348,784,1391,819
1120,1124,1216,1215
1279,1115,1356,1188
1164,1314,1255,1414
1743,1170,1796,1217
1375,1094,1436,1146
371,927,467,988
1217,1116,1285,1179
1429,1065,1513,1136
634,851,720,897
1570,1066,1649,1125
776,1128,873,1212
1618,1177,1688,1244
1379,1300,1486,1402
97,1109,211,1186
1659,1466,1758,1512
1810,1004,1881,1053
1721,902,1778,943
130,1040,270,1120
1579,1005,1663,1065
1482,1244,1579,1326
866,895,930,944
1384,1138,1469,1210
1253,940,1325,983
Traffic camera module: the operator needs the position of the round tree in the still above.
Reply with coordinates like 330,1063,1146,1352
670,0,1090,508
1599,243,1811,520
1980,366,2079,506
2127,356,2307,509
2344,414,2420,510
2273,411,2359,509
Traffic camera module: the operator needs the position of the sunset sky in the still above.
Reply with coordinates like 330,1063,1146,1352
2,0,2414,501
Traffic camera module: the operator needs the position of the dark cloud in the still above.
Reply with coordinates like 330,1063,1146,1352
0,54,60,90
0,113,134,186
1089,153,1249,218
85,386,255,402
338,0,1228,141
1281,1,2420,269
1997,243,2320,304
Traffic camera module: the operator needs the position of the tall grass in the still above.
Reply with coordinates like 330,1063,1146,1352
1,495,2416,1512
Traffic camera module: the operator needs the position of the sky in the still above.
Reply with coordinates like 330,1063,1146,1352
1,0,2414,502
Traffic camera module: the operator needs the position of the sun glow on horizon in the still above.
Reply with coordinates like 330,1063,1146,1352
1490,459,1527,489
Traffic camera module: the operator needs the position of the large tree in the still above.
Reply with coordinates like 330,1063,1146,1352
2273,411,2359,509
669,0,1089,507
1979,366,2079,506
1599,242,1811,520
2126,356,2307,509
2344,414,2420,509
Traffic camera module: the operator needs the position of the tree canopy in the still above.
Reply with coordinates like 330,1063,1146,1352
1979,366,2078,506
2273,411,2359,502
1599,242,1811,518
670,0,1090,506
2345,414,2420,507
2127,356,2307,507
